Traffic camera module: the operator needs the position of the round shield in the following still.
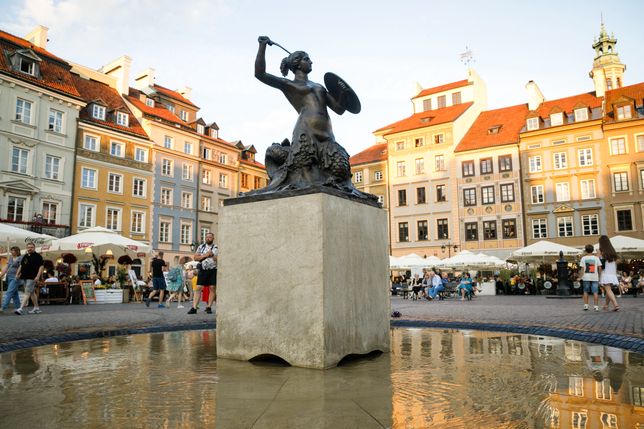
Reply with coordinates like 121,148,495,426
324,72,361,114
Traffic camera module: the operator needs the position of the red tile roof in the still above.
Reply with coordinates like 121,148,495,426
375,102,473,135
604,82,644,123
241,159,265,169
533,92,602,119
455,104,528,153
72,74,148,138
350,143,388,166
127,87,189,126
413,79,470,99
0,29,80,98
153,84,198,108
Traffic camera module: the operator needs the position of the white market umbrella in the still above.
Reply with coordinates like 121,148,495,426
39,226,152,260
0,223,55,252
594,235,644,259
391,253,442,269
510,240,581,263
440,250,495,269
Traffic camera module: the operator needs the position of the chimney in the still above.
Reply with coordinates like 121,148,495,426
177,86,192,100
99,55,132,95
25,25,49,49
525,80,545,111
134,68,155,90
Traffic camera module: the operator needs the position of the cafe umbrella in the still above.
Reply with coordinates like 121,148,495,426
38,226,152,259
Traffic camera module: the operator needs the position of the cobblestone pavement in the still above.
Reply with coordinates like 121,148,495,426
0,295,642,352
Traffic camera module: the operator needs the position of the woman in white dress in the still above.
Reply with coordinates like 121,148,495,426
598,235,620,311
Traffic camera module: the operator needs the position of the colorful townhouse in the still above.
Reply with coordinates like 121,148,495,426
350,143,389,208
236,141,267,194
0,26,84,237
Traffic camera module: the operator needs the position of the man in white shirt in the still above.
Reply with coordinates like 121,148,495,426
579,244,602,312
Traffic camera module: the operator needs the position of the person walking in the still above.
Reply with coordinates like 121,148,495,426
145,252,167,309
579,244,602,312
598,235,620,311
14,242,44,315
1,246,23,312
188,232,218,315
165,257,188,309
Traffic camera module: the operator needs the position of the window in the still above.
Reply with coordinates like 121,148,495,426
641,169,644,189
556,182,570,201
574,108,589,122
398,189,407,206
375,171,383,181
416,187,426,204
201,196,212,211
633,386,644,407
414,138,424,148
422,98,432,111
48,109,63,133
616,105,632,120
161,159,173,176
160,188,172,206
396,161,406,177
553,152,567,169
106,208,121,231
200,227,210,243
437,95,446,108
528,156,542,172
435,155,445,171
637,135,644,152
532,218,547,239
557,216,573,237
434,134,445,144
202,169,212,185
133,178,146,198
81,168,97,189
84,134,99,151
572,411,587,429
480,158,493,175
15,98,32,124
106,173,123,194
415,158,424,174
180,110,188,121
578,148,593,166
580,179,596,199
110,141,124,158
182,163,193,181
115,111,129,127
417,220,428,241
79,204,95,227
600,413,617,429
164,136,173,149
483,221,497,240
210,129,218,138
582,214,599,236
526,117,539,131
92,104,106,120
452,92,461,105
481,186,495,204
502,219,516,239
42,202,57,224
241,173,249,188
396,141,405,151
18,57,36,75
531,185,544,204
610,138,626,155
465,222,478,241
500,183,514,202
463,188,476,206
498,155,512,172
134,147,148,162
616,209,633,231
180,223,192,244
181,192,193,209
197,124,205,134
165,104,175,113
613,172,629,192
131,211,144,234
11,148,28,174
159,221,171,242
219,173,228,188
146,98,154,107
43,155,60,180
462,161,475,177
437,219,449,239
354,171,363,183
219,153,227,164
202,147,211,160
398,222,409,242
550,112,564,126
6,196,25,221
184,142,192,155
436,184,446,202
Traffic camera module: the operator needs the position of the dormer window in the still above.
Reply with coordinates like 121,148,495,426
526,117,539,131
145,98,154,107
180,110,188,121
166,104,175,114
617,105,632,120
19,57,36,76
92,104,106,120
574,108,589,122
210,129,218,138
550,113,564,126
487,125,501,135
197,124,205,134
116,111,129,127
10,50,42,77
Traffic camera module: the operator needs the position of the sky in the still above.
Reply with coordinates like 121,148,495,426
1,0,643,160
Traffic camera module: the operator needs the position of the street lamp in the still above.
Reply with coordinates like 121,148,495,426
441,243,459,258
190,241,200,252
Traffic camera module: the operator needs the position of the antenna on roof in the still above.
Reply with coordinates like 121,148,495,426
460,46,474,68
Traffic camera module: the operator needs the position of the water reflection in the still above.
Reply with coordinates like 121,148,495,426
0,329,642,428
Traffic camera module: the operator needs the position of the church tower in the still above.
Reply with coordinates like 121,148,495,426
589,21,626,97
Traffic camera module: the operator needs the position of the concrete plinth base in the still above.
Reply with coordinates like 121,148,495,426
216,190,390,369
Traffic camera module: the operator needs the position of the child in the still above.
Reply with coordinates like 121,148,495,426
579,244,601,311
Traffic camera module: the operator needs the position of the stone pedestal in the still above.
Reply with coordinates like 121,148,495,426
216,190,390,369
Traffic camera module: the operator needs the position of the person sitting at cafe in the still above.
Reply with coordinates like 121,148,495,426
44,271,59,283
457,272,474,301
